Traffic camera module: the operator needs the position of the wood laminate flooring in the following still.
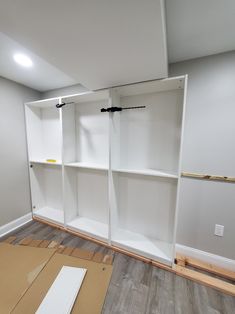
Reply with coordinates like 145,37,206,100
1,220,235,314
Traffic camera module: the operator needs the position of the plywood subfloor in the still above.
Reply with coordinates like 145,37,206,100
1,220,235,314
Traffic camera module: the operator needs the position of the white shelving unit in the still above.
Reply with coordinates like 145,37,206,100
109,77,186,265
28,162,64,225
112,228,172,264
62,90,110,242
25,97,64,225
25,76,187,266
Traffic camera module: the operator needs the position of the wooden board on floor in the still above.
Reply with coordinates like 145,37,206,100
176,253,235,281
175,265,235,296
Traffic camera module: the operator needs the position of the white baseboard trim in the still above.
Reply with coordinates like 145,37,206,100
176,244,235,272
0,213,32,238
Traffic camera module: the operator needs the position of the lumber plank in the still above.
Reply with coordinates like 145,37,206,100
67,227,110,248
175,265,235,296
175,253,186,267
181,172,235,183
33,216,66,231
183,255,235,281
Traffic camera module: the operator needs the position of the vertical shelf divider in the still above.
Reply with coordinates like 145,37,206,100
172,75,188,261
108,89,121,246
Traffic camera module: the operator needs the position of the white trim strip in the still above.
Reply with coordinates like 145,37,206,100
36,266,86,314
176,244,235,272
0,213,32,238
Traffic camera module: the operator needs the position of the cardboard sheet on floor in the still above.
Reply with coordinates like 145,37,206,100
0,243,56,313
36,266,87,314
12,253,113,314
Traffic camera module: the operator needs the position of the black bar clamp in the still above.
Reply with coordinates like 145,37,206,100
101,107,122,112
56,101,74,108
100,105,146,113
56,102,66,108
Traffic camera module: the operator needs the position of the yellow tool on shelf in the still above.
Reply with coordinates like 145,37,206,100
46,159,57,163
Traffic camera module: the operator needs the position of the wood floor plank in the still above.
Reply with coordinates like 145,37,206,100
93,252,104,263
39,240,51,248
62,247,75,256
56,245,65,254
28,239,43,247
102,254,114,265
71,248,94,260
47,241,60,248
19,238,33,245
3,236,16,244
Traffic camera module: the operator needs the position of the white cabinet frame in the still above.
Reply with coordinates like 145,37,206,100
25,76,187,266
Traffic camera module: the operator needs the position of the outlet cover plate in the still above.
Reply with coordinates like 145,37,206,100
214,224,224,237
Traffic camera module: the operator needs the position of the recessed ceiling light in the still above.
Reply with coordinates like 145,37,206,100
13,53,33,67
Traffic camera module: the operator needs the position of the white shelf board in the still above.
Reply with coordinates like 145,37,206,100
112,228,173,265
112,168,178,179
67,217,109,242
30,159,62,166
34,207,64,225
36,266,86,314
65,162,108,171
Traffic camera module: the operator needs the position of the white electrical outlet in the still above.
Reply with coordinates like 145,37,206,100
214,224,224,237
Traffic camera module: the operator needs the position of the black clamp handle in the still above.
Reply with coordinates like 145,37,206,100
101,105,146,113
101,107,122,112
56,101,74,108
56,102,66,108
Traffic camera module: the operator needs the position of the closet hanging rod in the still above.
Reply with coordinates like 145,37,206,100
100,105,146,113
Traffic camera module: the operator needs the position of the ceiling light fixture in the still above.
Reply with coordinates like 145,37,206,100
13,53,33,67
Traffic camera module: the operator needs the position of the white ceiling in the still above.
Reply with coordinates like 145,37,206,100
0,1,235,91
0,32,77,91
166,0,235,63
0,0,168,91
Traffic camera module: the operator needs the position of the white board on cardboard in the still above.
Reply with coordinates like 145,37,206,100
36,266,87,314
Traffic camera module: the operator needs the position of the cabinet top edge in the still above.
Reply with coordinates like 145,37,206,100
25,75,187,107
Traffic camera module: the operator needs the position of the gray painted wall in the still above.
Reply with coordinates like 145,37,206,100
170,51,235,259
41,51,235,260
41,83,88,99
0,77,41,226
